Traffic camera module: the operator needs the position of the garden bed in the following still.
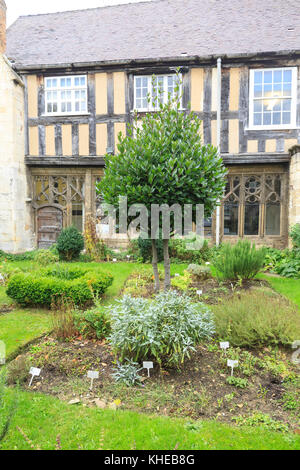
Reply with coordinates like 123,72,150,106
122,269,269,305
7,332,299,432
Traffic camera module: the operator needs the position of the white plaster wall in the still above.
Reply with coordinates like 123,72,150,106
0,55,34,252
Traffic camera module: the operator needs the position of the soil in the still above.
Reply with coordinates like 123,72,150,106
10,335,299,431
123,272,269,305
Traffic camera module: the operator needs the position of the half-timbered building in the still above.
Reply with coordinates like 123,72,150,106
1,0,300,251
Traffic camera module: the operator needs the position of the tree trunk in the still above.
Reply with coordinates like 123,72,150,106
151,239,160,292
163,239,171,291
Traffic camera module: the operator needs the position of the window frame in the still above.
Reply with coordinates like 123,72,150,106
44,75,89,116
133,74,182,112
248,67,298,130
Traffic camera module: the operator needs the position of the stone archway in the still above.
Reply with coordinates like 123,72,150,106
37,206,63,249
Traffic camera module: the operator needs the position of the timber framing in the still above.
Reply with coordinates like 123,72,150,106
25,156,106,167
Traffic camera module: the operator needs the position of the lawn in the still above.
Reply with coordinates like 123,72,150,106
260,274,300,309
1,260,299,451
0,309,52,359
1,390,299,450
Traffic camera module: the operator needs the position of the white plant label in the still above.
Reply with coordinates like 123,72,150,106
143,361,154,378
175,273,180,277
0,341,5,365
291,340,300,365
227,360,238,376
29,367,41,387
197,290,203,296
113,259,117,263
220,342,230,352
87,371,99,390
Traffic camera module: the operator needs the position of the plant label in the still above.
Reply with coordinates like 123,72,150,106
227,360,238,376
113,259,117,263
197,290,203,296
143,361,154,378
220,342,230,352
29,367,41,387
127,255,131,260
87,371,99,390
175,273,180,277
0,341,5,365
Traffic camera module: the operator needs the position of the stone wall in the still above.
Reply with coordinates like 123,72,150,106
0,55,34,252
289,146,300,242
0,1,6,54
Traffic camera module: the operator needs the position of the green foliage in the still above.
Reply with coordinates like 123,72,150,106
6,357,30,386
74,307,111,340
112,360,143,387
226,377,248,388
213,240,266,280
187,264,211,279
6,266,113,308
56,226,84,261
98,73,226,287
0,373,17,442
290,223,300,250
232,413,289,433
273,254,300,278
34,249,59,266
137,236,163,263
213,289,300,348
171,270,192,291
169,238,214,264
109,290,215,367
0,250,37,262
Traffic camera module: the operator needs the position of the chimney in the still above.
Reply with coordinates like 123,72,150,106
0,0,6,54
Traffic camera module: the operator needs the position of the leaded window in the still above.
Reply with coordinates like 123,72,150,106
223,173,285,238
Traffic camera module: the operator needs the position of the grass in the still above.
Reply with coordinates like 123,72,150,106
1,390,299,450
260,274,300,309
0,309,52,358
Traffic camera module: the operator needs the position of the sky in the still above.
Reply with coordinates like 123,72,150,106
6,0,152,26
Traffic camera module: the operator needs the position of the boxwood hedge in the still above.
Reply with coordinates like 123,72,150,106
6,265,113,307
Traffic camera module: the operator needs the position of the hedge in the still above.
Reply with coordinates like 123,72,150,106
6,266,113,308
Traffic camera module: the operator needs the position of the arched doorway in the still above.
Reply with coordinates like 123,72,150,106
37,206,63,249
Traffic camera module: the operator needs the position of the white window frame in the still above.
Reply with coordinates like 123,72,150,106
249,67,298,130
44,75,88,116
134,74,182,112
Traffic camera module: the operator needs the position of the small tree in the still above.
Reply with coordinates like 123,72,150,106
98,75,226,290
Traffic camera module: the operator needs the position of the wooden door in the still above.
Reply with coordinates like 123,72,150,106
37,207,63,249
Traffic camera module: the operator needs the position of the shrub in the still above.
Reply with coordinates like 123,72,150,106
137,236,163,263
112,360,143,387
290,223,300,250
51,297,77,340
34,249,59,266
6,357,30,386
109,290,215,367
171,270,192,291
6,266,113,308
187,264,211,279
0,250,37,262
213,240,266,280
74,306,111,340
57,226,84,261
213,289,300,348
169,237,214,264
84,216,108,262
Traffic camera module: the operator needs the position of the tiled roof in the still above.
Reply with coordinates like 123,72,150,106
6,0,300,68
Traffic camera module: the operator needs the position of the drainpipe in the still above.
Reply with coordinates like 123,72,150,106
215,57,222,247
